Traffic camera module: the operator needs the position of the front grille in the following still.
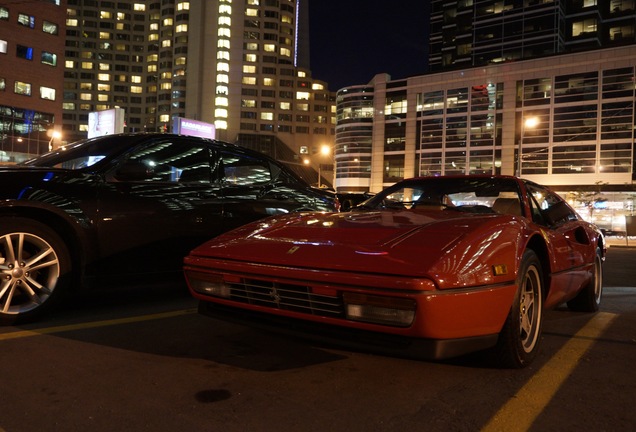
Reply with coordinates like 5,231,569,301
228,279,344,318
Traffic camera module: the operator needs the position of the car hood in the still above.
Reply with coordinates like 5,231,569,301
189,209,524,287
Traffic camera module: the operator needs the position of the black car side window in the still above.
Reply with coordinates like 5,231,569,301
111,140,211,183
220,151,271,186
526,183,576,226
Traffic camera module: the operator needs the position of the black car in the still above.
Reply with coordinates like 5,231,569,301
0,133,338,324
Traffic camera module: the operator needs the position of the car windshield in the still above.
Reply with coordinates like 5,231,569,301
20,135,136,170
361,177,523,215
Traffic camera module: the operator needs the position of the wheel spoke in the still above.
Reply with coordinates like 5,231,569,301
1,233,17,263
0,280,17,314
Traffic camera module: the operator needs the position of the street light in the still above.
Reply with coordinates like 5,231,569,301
48,131,62,152
318,144,330,188
517,116,539,177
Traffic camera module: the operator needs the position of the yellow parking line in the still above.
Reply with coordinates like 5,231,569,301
0,308,197,341
482,312,617,432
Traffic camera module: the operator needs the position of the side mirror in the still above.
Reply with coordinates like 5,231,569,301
114,161,153,181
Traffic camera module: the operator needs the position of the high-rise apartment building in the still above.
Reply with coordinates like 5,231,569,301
0,1,66,163
429,0,635,71
62,0,335,183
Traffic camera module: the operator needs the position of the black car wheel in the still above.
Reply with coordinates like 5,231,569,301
495,249,543,368
567,247,603,312
0,218,71,324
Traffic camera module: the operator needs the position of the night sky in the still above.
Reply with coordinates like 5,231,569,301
308,0,429,91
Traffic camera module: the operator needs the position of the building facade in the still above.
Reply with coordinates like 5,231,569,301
62,0,335,184
429,0,636,71
0,1,66,163
336,46,636,232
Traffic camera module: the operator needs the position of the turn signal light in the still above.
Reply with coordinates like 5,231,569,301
185,271,231,298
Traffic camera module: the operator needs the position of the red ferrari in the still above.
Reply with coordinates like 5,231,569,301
184,175,605,368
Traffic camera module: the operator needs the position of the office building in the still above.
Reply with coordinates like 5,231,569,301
0,1,65,163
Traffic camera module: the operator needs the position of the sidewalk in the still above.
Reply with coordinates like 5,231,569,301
606,236,636,248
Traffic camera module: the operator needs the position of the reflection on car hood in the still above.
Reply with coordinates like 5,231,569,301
189,209,513,281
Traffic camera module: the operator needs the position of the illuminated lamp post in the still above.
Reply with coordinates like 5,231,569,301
517,116,539,177
48,130,62,152
318,144,330,188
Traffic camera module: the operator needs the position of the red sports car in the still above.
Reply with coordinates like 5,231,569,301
184,175,605,368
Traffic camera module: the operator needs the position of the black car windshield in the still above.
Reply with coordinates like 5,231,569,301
21,135,142,170
361,177,523,215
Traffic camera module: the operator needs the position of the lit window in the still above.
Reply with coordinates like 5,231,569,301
242,77,256,85
215,108,228,118
280,47,291,57
98,63,110,71
216,85,228,94
215,96,228,106
41,51,57,66
572,19,597,36
246,8,258,17
261,112,274,121
298,71,306,78
0,7,7,20
218,28,230,37
147,65,157,72
130,76,142,83
147,54,158,62
217,74,229,84
80,93,92,101
217,62,229,72
264,44,276,52
218,40,230,49
162,39,171,48
98,84,111,91
150,23,159,31
312,83,324,91
16,45,34,60
175,57,186,65
15,81,31,96
263,77,275,86
245,53,257,62
161,82,171,90
296,91,310,100
218,17,231,26
98,73,110,81
65,60,74,68
63,103,75,110
218,51,230,60
177,2,190,11
243,65,256,73
219,5,232,14
176,24,188,33
97,94,108,102
81,62,94,69
18,14,34,29
242,99,256,108
134,3,146,11
131,86,143,93
280,102,291,110
0,40,6,54
215,120,228,130
67,18,78,27
101,11,112,19
163,18,173,26
42,21,58,35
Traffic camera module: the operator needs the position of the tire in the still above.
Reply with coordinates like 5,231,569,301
567,247,603,312
0,218,72,325
495,250,544,368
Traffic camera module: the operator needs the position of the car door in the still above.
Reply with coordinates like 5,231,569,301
93,136,224,279
526,183,590,301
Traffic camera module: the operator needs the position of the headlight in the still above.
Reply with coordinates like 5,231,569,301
343,292,416,327
186,271,231,298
